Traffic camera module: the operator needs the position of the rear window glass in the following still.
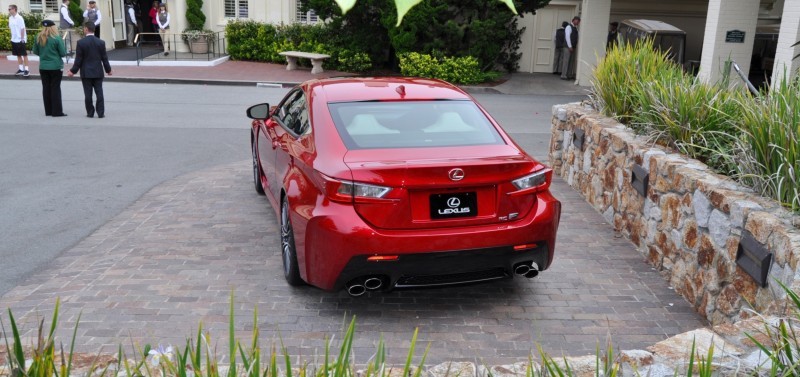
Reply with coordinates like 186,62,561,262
327,100,505,149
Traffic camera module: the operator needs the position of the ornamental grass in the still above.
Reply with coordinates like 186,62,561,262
591,40,800,213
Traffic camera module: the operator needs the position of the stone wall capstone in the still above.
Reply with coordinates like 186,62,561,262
549,103,800,325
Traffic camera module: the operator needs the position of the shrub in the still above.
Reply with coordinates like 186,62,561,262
304,0,531,72
0,12,43,50
185,0,205,30
0,14,9,50
591,39,800,213
331,49,372,72
733,78,800,212
399,52,485,85
21,10,46,29
591,38,678,121
67,1,84,26
224,20,372,72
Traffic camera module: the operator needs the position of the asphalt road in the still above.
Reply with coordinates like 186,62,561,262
0,78,584,296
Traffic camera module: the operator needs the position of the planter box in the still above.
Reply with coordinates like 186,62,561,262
549,103,800,325
189,40,208,54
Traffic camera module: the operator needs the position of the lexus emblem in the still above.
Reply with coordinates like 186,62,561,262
448,168,465,181
446,197,461,208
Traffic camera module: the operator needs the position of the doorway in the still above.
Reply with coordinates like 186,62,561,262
518,4,577,73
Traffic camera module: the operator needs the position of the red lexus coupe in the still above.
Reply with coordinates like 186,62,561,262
248,77,561,296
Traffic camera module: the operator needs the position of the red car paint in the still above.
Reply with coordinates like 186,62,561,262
249,77,561,293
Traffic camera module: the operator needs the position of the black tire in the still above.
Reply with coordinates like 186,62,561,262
280,196,304,286
252,141,265,195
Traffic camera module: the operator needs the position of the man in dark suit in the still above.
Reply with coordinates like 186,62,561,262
68,21,112,118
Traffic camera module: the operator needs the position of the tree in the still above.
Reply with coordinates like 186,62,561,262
303,0,548,72
332,0,521,25
186,0,206,30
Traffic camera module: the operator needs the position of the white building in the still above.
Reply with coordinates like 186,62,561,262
1,0,313,52
518,0,799,86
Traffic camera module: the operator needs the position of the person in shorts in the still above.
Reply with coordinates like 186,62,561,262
8,4,30,76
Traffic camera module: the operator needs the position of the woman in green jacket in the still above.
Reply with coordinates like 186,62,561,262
32,20,67,117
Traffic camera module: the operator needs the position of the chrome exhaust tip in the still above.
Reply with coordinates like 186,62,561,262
514,263,531,276
524,262,540,278
347,284,366,297
364,277,384,291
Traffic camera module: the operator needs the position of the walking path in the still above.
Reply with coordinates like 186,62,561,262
0,56,706,366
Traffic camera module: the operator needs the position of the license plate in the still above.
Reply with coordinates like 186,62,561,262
430,192,477,219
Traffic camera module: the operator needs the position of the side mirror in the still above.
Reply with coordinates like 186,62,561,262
246,103,271,120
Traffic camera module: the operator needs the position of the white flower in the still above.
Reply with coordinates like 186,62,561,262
148,344,175,367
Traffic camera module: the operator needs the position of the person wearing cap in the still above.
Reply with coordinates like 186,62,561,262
68,21,112,118
83,0,103,38
7,4,30,77
156,3,171,55
32,19,67,117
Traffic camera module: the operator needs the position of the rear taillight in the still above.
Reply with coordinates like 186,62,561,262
316,172,393,203
510,168,551,195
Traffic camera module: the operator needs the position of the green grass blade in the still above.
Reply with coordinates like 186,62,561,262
6,308,26,375
228,290,237,377
65,311,82,377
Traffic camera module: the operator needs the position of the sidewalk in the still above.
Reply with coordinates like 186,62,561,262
1,54,588,94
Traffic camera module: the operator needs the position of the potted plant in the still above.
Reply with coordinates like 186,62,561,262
182,27,213,53
183,0,211,53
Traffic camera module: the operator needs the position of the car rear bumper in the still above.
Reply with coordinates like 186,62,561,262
295,192,561,291
333,244,549,292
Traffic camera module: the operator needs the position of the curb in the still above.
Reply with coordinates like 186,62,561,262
0,73,300,88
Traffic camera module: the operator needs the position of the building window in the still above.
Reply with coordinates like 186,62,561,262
224,0,248,18
29,0,58,13
296,0,317,23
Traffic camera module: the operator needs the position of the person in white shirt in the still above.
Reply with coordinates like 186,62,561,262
59,0,75,53
59,0,74,29
561,16,580,80
125,1,137,46
83,0,102,37
7,4,29,76
156,3,170,55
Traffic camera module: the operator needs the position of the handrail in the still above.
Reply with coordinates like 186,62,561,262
730,60,759,95
131,30,226,65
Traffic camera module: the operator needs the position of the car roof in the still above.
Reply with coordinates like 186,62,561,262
306,77,472,103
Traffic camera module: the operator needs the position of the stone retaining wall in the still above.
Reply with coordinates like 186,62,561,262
549,103,800,325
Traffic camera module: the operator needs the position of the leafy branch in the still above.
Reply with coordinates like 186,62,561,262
333,0,517,25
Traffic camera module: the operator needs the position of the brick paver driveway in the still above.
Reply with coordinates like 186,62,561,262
0,161,706,366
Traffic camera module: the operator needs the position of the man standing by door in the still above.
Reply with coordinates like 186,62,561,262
561,16,580,80
8,5,29,76
59,0,75,53
552,21,567,75
68,22,112,118
125,1,138,46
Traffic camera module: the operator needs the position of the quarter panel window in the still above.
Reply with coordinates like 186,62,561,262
276,90,310,136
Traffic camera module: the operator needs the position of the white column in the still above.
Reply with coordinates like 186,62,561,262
576,0,610,86
698,0,760,85
172,0,188,52
772,0,800,85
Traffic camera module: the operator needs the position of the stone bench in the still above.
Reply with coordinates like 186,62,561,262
279,51,331,74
